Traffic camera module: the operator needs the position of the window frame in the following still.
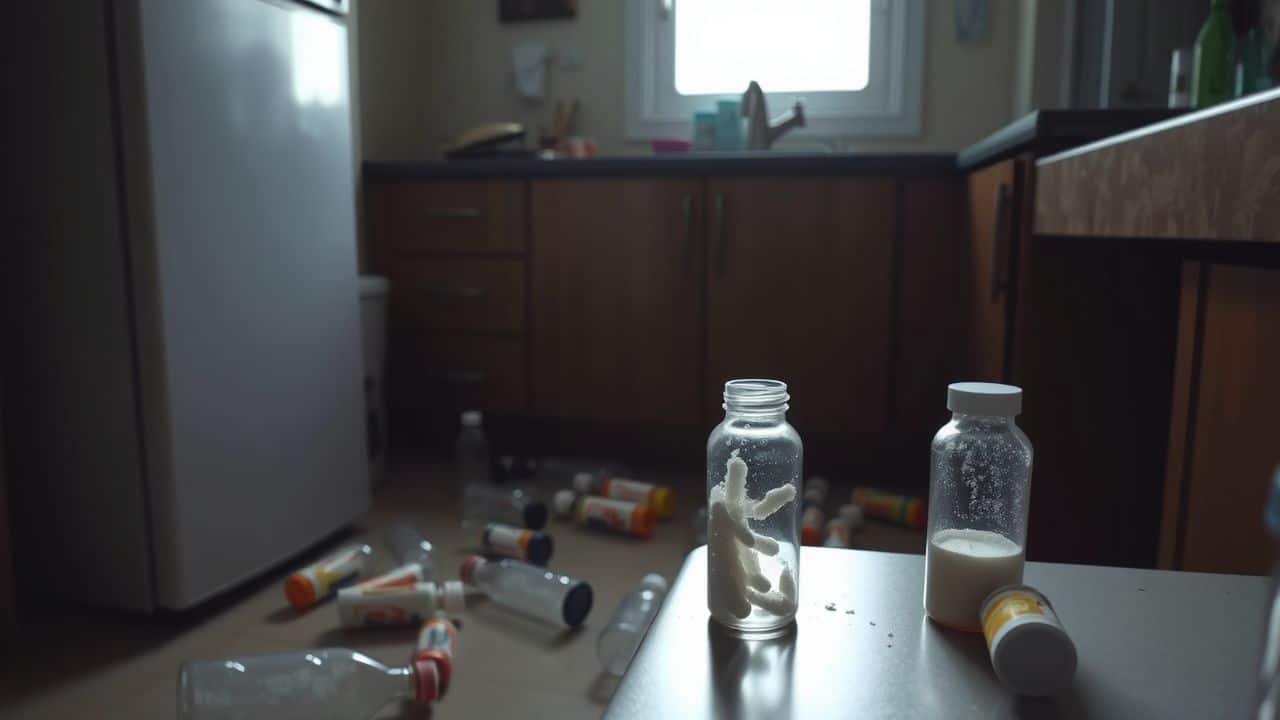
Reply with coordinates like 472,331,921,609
624,0,926,141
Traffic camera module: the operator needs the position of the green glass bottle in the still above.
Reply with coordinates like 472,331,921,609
1192,0,1236,108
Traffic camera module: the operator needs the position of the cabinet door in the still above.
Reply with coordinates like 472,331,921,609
530,179,702,424
1165,263,1280,574
965,160,1017,381
705,178,894,434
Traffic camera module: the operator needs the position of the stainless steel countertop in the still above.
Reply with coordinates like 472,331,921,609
606,546,1268,720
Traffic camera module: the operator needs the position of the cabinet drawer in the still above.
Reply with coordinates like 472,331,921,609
389,259,525,333
388,336,525,414
381,181,525,255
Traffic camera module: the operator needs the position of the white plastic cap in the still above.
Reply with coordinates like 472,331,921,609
838,503,864,526
553,489,577,518
641,573,668,593
947,382,1022,417
440,580,466,614
460,410,483,427
572,472,596,494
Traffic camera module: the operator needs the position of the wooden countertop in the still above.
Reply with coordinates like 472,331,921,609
1035,88,1280,244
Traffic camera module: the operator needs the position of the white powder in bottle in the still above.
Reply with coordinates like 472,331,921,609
924,528,1024,631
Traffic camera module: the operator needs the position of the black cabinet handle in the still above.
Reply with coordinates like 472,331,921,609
423,207,481,219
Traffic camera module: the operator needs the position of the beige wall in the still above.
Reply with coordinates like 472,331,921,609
359,0,1023,160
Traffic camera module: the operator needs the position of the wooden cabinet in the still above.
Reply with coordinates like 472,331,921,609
1162,263,1280,574
530,179,703,425
964,158,1023,382
367,180,528,423
705,178,895,435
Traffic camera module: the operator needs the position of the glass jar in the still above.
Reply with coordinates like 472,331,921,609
706,379,802,635
924,382,1033,632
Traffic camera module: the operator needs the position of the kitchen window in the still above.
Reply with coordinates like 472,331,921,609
625,0,925,141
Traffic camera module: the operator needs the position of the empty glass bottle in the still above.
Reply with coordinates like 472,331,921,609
177,648,440,720
455,410,490,490
598,573,669,675
706,379,802,635
462,483,547,530
460,554,593,628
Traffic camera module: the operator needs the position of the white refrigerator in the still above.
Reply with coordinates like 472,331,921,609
4,0,368,611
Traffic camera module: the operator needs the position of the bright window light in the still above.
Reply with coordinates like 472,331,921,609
674,0,871,95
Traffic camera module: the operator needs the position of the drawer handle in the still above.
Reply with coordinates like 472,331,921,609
430,370,487,384
712,193,726,275
423,207,481,219
420,286,487,299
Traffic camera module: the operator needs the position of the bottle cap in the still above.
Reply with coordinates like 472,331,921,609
283,573,317,610
523,500,549,530
412,657,441,703
946,382,1022,417
415,651,453,697
650,486,675,519
562,581,594,628
553,489,577,518
1268,467,1280,538
460,410,483,427
572,472,596,494
440,580,466,614
459,555,486,585
641,573,668,593
527,532,554,566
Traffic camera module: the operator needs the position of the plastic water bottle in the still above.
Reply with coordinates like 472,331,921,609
597,574,668,676
177,648,441,719
462,483,547,529
384,523,436,578
460,554,593,628
455,410,490,490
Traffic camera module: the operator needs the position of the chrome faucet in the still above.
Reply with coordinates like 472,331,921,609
741,81,806,150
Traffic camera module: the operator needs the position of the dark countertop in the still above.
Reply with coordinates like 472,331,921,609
363,110,1187,181
955,108,1185,170
365,152,957,180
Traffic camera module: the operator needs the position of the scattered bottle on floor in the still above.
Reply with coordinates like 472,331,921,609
691,506,708,547
455,410,491,490
598,573,669,676
177,647,441,720
463,483,548,530
336,580,465,628
553,489,656,539
851,486,927,529
354,524,436,589
800,476,829,545
460,554,593,628
416,613,458,696
283,543,373,610
573,471,675,520
482,522,554,566
823,505,863,548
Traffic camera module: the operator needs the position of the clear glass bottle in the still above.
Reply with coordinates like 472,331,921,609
462,483,547,530
177,648,440,719
383,523,435,579
924,382,1033,632
460,554,593,628
598,573,669,676
706,379,802,635
455,410,491,490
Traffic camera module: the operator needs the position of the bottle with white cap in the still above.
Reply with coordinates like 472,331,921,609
597,573,669,676
455,410,491,491
923,382,1033,632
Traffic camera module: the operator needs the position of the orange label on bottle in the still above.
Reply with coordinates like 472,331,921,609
580,496,636,532
982,589,1047,645
601,478,653,504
